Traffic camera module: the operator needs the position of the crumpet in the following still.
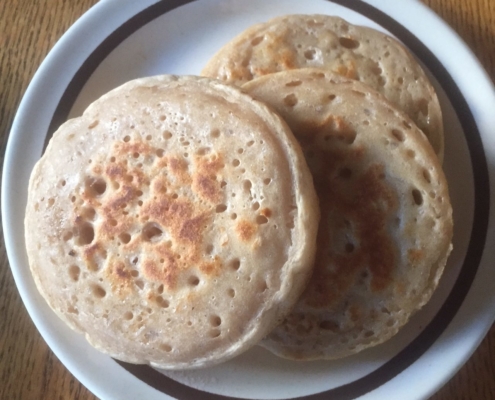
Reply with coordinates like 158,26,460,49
24,75,319,369
202,14,444,160
243,69,453,360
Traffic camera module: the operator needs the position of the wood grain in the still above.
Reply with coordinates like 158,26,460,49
0,0,493,399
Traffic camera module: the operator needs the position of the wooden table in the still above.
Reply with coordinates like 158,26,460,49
1,1,494,399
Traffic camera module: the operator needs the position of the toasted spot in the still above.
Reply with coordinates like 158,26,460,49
179,214,207,243
169,157,190,183
306,162,399,308
142,256,179,290
408,248,424,264
193,174,220,203
236,219,257,242
104,261,135,296
199,256,222,276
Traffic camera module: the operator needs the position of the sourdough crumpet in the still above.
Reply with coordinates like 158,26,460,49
202,14,444,160
24,75,319,369
243,69,453,360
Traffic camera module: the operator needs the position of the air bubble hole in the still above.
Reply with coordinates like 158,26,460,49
119,232,131,244
188,275,200,287
230,259,241,271
412,189,423,206
391,129,405,142
256,215,268,224
209,315,222,327
160,344,172,352
304,49,316,60
156,296,170,308
88,120,99,129
243,180,252,191
339,37,360,49
216,204,227,213
92,285,106,298
286,80,302,87
142,223,163,242
283,93,298,107
209,329,221,338
124,311,133,320
86,177,107,196
69,265,80,281
76,223,95,246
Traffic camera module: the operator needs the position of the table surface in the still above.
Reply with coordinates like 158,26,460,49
1,0,494,399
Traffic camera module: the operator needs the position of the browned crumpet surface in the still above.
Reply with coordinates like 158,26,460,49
1,0,494,399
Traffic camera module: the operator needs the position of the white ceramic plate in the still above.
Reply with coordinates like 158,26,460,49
3,0,495,399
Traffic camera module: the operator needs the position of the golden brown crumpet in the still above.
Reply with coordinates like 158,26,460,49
24,75,319,369
243,69,453,360
202,14,444,160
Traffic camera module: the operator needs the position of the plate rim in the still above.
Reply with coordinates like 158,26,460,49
2,0,495,399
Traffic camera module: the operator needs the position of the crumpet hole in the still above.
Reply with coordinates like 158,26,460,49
304,49,316,60
243,180,252,191
69,265,80,281
92,285,106,298
283,93,298,107
156,296,170,308
119,232,131,244
86,177,107,196
160,344,172,352
188,275,200,287
215,204,227,213
412,189,423,205
142,223,163,242
423,169,431,183
286,80,302,87
209,329,221,338
256,215,268,224
391,129,405,142
230,259,240,271
339,37,360,49
209,315,222,327
124,311,133,320
76,223,94,246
